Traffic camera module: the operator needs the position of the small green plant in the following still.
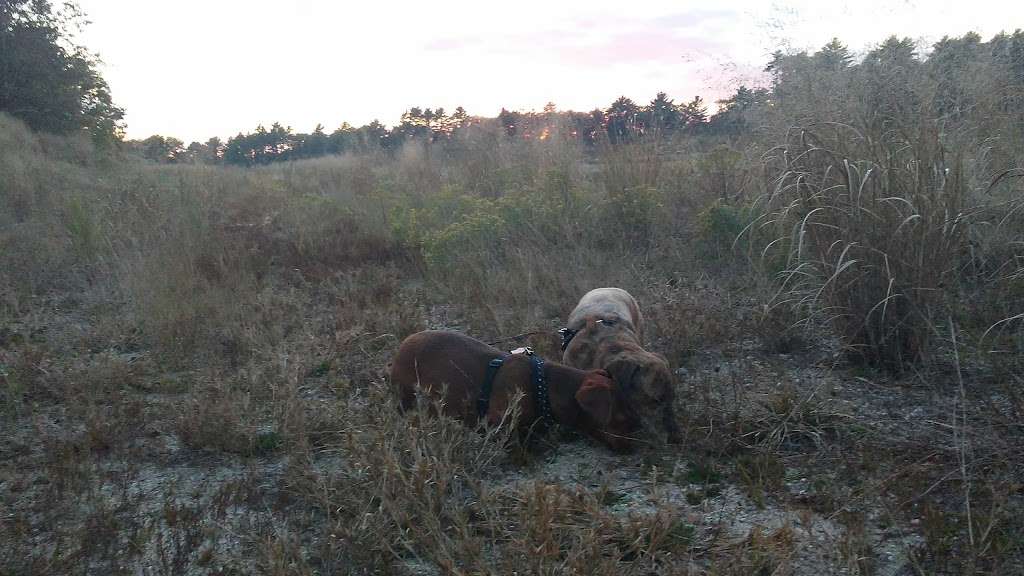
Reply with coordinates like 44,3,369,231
308,360,331,378
695,145,748,202
254,430,283,455
685,459,724,485
64,195,105,261
736,452,785,508
698,200,757,260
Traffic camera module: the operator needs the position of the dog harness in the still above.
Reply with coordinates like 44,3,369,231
477,350,554,427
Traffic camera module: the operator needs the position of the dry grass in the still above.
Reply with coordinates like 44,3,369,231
1,99,1023,575
760,123,970,369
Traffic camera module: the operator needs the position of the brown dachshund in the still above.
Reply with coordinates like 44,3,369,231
562,288,679,443
390,330,640,452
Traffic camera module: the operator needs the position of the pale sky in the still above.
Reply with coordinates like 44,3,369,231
74,0,1022,142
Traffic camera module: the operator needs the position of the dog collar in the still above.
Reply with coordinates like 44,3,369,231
559,319,617,352
558,327,578,351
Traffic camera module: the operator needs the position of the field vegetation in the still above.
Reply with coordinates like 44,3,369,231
2,12,1024,574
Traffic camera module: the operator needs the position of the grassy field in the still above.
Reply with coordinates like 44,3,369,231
2,95,1023,576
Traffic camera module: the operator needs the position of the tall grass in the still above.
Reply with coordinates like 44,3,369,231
744,34,1024,371
760,123,970,368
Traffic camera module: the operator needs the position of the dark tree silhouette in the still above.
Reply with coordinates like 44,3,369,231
0,0,123,141
645,92,680,134
816,38,853,71
497,108,520,137
605,96,640,143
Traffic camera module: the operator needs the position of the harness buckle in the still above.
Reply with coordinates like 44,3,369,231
478,356,507,418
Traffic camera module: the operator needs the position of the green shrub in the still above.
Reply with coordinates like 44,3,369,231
695,145,748,202
424,208,509,268
596,137,663,249
598,184,663,250
697,201,756,259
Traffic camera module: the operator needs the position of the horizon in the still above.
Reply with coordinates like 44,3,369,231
74,0,1023,143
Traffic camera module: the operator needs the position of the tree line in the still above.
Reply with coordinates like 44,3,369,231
134,28,1024,167
3,0,1021,169
128,95,715,166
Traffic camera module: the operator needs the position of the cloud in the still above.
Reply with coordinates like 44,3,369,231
651,8,738,29
422,8,738,69
423,36,484,51
554,31,724,67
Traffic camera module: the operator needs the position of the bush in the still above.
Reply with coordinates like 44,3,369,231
596,137,663,249
697,201,757,260
695,145,749,203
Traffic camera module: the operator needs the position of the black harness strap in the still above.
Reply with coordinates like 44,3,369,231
477,352,555,427
530,355,555,426
477,354,508,418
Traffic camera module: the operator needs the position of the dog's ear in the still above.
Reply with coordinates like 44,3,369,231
575,377,613,427
605,358,640,394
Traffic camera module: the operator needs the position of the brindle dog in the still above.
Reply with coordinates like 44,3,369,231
562,288,679,443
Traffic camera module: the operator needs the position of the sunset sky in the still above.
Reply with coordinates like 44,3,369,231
74,0,1023,142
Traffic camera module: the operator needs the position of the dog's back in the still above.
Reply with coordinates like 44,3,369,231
390,330,504,421
567,287,643,337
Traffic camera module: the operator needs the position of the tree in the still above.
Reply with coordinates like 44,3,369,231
679,96,708,128
605,96,640,143
988,30,1024,116
204,137,223,163
764,49,813,105
181,141,204,163
394,107,428,141
568,109,604,146
298,123,329,158
450,106,469,129
359,120,390,150
497,108,520,137
928,32,983,122
328,122,355,154
858,36,921,132
864,36,917,68
139,135,184,163
645,92,680,134
395,107,457,141
222,123,296,166
816,38,853,71
708,86,769,134
0,0,123,141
